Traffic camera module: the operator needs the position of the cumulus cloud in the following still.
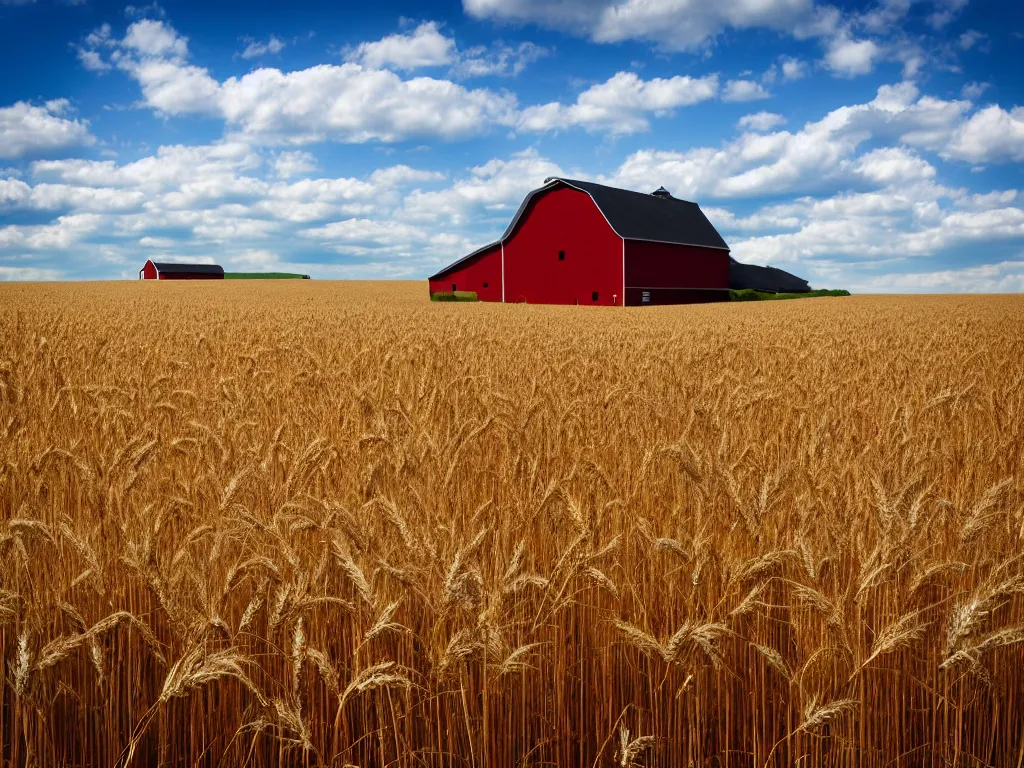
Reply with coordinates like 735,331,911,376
960,82,989,101
846,260,1024,294
958,30,986,51
0,266,64,282
825,37,880,76
80,19,520,143
737,112,786,132
779,56,808,81
722,79,770,102
853,147,935,185
1,136,462,278
0,101,95,159
346,20,548,79
122,18,189,59
272,150,318,179
944,106,1024,164
402,147,564,227
347,21,456,70
927,0,968,29
606,83,975,200
450,42,549,79
462,0,831,52
240,35,286,59
518,71,719,135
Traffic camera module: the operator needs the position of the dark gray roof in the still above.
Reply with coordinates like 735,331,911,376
152,262,224,276
729,257,810,293
538,178,730,250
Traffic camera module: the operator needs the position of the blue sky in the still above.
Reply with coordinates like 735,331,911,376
1,0,1023,291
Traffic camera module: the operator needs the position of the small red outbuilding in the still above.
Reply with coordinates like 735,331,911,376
427,178,731,306
139,260,225,280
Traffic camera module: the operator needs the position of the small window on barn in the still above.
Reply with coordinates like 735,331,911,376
558,250,565,261
483,282,488,288
452,283,457,292
592,291,599,302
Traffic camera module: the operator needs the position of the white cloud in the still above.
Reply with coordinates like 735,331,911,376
854,147,935,185
960,82,989,101
780,56,808,81
824,37,880,77
122,19,188,59
722,182,1024,271
3,136,462,278
346,20,547,78
125,3,166,19
77,48,112,72
462,0,830,52
451,42,549,78
606,83,978,200
272,150,318,179
518,71,719,135
0,180,144,211
33,141,262,189
0,214,105,251
240,35,286,60
88,20,520,143
847,261,1024,294
722,79,770,102
139,236,177,247
944,106,1024,164
217,65,518,143
0,266,63,282
347,21,455,70
0,101,95,159
927,0,968,29
737,112,786,132
402,147,563,227
958,30,986,50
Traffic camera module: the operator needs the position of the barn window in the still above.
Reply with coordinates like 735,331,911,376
592,291,599,302
452,283,457,291
483,282,488,288
558,250,565,261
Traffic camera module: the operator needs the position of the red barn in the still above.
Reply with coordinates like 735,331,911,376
427,178,731,306
139,260,225,280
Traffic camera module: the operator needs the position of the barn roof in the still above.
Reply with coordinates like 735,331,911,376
428,178,729,280
534,178,730,250
151,262,224,276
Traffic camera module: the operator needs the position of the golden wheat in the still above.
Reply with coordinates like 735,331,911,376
0,280,1021,767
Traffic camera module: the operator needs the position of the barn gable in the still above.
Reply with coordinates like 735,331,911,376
502,185,623,305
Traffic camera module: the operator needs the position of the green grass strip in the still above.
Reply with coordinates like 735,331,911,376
729,288,851,301
224,273,311,279
430,291,479,302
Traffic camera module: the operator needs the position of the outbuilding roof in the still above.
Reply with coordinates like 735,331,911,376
151,262,224,276
728,257,810,293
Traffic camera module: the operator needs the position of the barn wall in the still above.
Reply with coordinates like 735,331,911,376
625,288,729,306
428,245,502,301
158,272,224,280
624,241,730,299
503,187,623,306
142,261,157,280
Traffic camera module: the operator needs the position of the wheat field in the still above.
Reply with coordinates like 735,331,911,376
0,280,1021,768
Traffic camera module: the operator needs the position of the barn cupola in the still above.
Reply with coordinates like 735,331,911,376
652,186,672,198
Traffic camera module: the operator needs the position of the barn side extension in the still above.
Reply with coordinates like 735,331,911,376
427,244,502,301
